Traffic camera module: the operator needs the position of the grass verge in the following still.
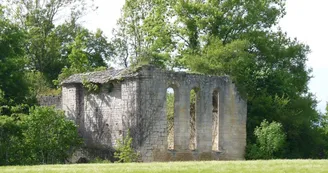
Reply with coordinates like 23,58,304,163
1,160,328,173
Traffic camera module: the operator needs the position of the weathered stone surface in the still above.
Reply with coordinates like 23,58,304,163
61,68,138,84
37,95,62,109
42,65,247,162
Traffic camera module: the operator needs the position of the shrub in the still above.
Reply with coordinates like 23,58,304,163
246,120,286,159
1,106,83,165
114,131,139,162
0,116,23,165
22,106,83,164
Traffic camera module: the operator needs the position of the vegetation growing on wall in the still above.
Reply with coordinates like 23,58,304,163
82,78,101,94
114,131,139,163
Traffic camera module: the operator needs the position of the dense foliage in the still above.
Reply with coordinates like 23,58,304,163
0,106,82,165
22,106,83,164
246,120,286,159
0,116,23,165
0,6,30,112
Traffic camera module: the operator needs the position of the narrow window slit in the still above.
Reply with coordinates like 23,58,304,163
166,87,175,150
189,88,199,150
212,90,219,151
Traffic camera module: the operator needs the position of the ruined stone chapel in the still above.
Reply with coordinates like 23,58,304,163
42,65,247,162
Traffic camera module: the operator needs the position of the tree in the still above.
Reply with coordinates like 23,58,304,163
22,106,82,164
247,120,286,159
1,0,115,92
55,28,114,85
112,0,175,68
0,116,24,165
316,103,328,158
0,6,31,111
3,0,99,85
115,0,322,158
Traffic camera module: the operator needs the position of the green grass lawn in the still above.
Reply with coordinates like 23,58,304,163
1,160,328,173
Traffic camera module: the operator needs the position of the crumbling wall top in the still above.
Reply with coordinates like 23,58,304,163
61,68,139,84
62,65,231,85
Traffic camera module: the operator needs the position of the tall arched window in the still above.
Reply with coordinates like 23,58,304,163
212,89,219,151
189,88,199,150
166,87,175,150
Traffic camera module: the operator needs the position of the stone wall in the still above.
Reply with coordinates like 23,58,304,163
61,79,139,160
59,65,247,162
37,95,62,109
135,66,247,161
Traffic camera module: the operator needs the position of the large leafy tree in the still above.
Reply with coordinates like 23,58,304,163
112,0,175,68
56,28,113,84
0,6,30,110
4,0,113,87
4,0,87,82
316,103,328,158
114,0,323,158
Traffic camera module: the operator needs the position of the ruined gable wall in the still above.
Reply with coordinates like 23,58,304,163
219,82,247,160
135,66,247,161
61,80,138,159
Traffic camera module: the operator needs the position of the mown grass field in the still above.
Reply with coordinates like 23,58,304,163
1,160,328,173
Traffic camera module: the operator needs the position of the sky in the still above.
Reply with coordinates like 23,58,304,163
82,0,328,112
279,0,328,113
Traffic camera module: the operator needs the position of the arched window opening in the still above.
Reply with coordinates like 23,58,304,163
166,87,175,150
189,88,199,150
212,90,219,151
